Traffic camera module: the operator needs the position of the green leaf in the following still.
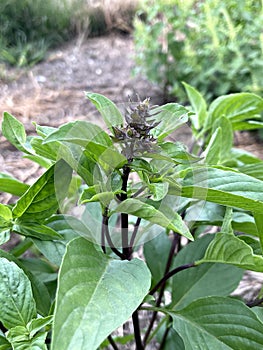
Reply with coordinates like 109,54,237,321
85,92,124,129
212,116,233,158
12,160,72,222
0,250,51,316
157,323,184,350
84,144,127,171
149,182,169,201
6,326,47,350
151,103,189,140
31,238,66,267
0,258,36,329
144,231,172,286
13,223,62,241
232,120,263,131
27,316,53,338
80,189,118,207
0,332,11,350
203,127,222,165
43,120,112,148
159,142,200,164
238,163,263,181
183,82,207,130
206,93,263,130
23,155,52,169
185,202,259,236
0,173,29,196
171,235,243,309
170,296,263,349
45,214,88,240
20,258,57,284
197,233,263,272
51,237,151,350
30,137,59,161
1,112,31,154
0,204,12,226
180,167,263,214
113,198,193,240
254,213,263,254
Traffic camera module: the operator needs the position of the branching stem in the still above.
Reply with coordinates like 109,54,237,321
143,233,179,346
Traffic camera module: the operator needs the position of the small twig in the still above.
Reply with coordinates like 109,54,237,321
150,262,196,296
104,215,126,260
143,233,179,346
120,165,131,259
101,213,107,254
108,335,120,350
132,310,143,350
129,217,142,257
158,323,171,350
247,296,263,308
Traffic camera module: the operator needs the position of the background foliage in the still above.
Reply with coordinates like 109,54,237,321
134,0,263,101
0,0,139,66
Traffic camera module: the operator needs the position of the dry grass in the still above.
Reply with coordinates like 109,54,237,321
70,0,141,37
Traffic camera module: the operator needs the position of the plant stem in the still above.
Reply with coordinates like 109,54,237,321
108,335,120,350
132,310,143,350
121,165,131,259
143,233,179,346
104,213,126,260
129,217,141,257
101,211,107,254
10,238,33,257
150,263,196,296
158,323,171,350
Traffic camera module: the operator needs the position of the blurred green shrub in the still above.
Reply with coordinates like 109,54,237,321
0,0,140,67
0,0,77,66
134,0,263,102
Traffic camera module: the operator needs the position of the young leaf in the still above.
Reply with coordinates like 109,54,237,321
51,237,151,350
6,326,47,350
1,112,31,154
113,198,193,240
202,127,222,165
170,296,263,349
171,235,243,309
85,92,124,129
180,167,263,214
253,213,263,254
12,160,72,222
150,103,189,141
30,137,59,161
0,258,36,329
206,93,263,130
232,120,263,131
27,315,53,338
13,223,62,241
0,173,29,196
238,163,263,181
212,116,233,158
0,204,12,225
43,120,112,148
197,233,263,272
182,82,207,130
